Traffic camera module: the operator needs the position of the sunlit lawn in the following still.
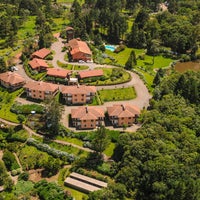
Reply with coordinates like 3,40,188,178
64,186,88,200
0,88,23,122
98,87,136,102
56,135,84,147
17,16,36,40
104,143,116,157
52,17,70,33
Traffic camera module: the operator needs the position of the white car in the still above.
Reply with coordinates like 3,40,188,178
78,60,85,63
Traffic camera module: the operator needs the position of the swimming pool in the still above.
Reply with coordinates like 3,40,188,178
105,45,116,52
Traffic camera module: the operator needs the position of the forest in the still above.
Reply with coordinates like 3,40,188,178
0,0,200,199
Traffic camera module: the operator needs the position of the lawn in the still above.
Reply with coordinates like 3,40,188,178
57,61,89,70
17,16,36,40
84,67,131,85
98,87,136,102
104,47,174,89
46,140,88,158
104,143,116,157
56,135,84,146
0,87,23,122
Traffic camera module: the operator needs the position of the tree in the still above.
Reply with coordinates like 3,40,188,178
153,68,165,86
147,39,160,64
91,125,109,156
125,50,137,70
45,98,63,136
0,57,7,73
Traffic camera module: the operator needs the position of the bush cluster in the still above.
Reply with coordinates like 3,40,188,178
114,44,126,53
27,138,75,163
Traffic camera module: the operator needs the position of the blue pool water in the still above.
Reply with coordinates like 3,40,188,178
105,45,116,52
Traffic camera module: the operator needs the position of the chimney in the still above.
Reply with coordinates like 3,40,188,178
86,106,88,113
121,104,125,111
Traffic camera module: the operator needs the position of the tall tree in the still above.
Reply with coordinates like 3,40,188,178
125,50,137,70
45,98,64,136
91,125,109,157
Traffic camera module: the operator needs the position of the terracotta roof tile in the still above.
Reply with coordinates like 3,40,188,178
78,70,103,79
24,81,59,92
107,104,140,118
29,58,49,70
47,68,71,78
68,39,92,55
71,106,104,120
61,85,96,95
0,72,25,85
32,48,51,59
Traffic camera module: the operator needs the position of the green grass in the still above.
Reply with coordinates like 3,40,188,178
0,87,23,122
18,145,50,170
86,67,131,85
14,181,34,196
57,61,89,70
52,17,70,33
45,140,88,157
104,47,174,89
56,136,84,147
104,143,116,157
64,186,88,200
17,16,36,40
98,87,136,102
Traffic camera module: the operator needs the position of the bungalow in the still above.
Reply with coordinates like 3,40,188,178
107,104,140,127
60,85,96,105
28,58,49,72
71,106,104,129
24,81,59,100
68,38,92,62
31,48,51,59
46,68,71,79
78,69,103,80
0,72,25,91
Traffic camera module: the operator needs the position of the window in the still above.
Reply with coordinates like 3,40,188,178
121,117,124,120
91,120,94,122
81,99,84,101
83,120,86,122
91,124,93,127
128,117,131,119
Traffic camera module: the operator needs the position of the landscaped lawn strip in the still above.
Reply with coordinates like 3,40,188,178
98,87,136,102
57,61,89,70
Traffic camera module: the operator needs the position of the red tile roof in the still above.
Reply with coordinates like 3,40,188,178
32,48,51,59
61,85,96,95
107,104,140,118
24,81,59,92
29,58,49,70
47,68,71,78
68,39,92,55
78,69,103,79
0,72,25,85
71,106,104,120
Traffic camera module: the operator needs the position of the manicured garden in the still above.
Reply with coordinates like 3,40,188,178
102,47,174,89
82,67,131,86
57,61,89,70
98,87,136,103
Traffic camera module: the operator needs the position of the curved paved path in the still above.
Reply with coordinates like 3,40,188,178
51,36,151,109
14,35,151,132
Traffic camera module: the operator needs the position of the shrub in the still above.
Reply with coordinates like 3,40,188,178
18,172,29,181
27,138,76,163
114,44,126,53
45,55,53,60
2,150,20,171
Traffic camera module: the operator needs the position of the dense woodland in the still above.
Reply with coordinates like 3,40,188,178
0,0,200,199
